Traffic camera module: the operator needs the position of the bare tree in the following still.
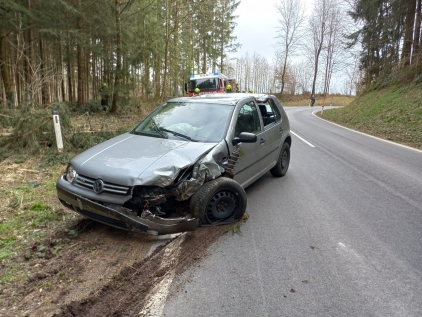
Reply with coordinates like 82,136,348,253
306,0,332,96
401,0,417,65
345,54,360,95
412,0,422,59
274,0,306,95
322,2,344,95
292,62,313,94
226,52,277,93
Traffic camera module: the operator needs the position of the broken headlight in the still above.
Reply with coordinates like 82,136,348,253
66,165,77,183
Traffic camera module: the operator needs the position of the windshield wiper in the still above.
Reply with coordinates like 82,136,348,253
160,128,197,142
150,117,168,139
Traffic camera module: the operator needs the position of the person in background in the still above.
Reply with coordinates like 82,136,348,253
310,95,315,107
226,84,232,93
249,88,253,93
194,87,200,96
235,82,239,92
100,82,109,112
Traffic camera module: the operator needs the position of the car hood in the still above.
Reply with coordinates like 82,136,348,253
70,133,218,187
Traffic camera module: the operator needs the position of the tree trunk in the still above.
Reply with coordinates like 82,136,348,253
413,0,422,58
92,41,96,100
153,57,161,97
219,29,224,73
280,48,289,95
202,37,207,73
401,0,417,65
59,36,66,101
173,0,180,96
0,30,14,109
76,43,84,107
311,13,325,96
111,0,122,112
66,41,73,103
162,0,170,98
311,38,323,96
39,36,48,107
24,0,33,93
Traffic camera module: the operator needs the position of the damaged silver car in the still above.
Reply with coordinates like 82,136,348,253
56,93,291,235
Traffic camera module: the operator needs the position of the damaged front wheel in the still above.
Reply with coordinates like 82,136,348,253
190,177,247,226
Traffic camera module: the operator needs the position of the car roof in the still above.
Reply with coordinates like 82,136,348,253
169,93,275,105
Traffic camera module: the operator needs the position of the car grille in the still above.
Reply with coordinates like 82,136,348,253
75,174,130,195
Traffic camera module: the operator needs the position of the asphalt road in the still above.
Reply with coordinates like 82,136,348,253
160,106,422,317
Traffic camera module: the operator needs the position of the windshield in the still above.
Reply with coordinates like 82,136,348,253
189,77,220,92
132,101,234,143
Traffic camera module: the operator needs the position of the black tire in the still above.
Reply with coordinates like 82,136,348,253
270,142,290,177
190,177,247,226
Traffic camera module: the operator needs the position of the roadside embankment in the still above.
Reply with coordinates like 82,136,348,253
318,84,422,150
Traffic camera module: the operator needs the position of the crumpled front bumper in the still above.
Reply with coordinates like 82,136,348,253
56,181,199,235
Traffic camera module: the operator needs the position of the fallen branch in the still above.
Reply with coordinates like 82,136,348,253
22,117,51,139
77,112,90,118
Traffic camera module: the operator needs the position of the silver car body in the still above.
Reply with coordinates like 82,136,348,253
56,93,291,234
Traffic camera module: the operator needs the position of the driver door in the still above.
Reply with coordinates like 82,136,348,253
232,101,268,188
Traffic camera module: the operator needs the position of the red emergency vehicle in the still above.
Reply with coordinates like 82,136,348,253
186,72,236,96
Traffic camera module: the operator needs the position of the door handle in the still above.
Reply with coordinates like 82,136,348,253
260,138,265,145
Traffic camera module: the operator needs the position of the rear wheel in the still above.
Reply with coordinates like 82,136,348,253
190,177,247,225
270,142,290,177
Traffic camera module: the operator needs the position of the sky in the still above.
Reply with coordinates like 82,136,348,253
230,0,314,62
230,0,356,94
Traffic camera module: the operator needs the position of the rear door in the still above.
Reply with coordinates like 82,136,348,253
257,98,284,166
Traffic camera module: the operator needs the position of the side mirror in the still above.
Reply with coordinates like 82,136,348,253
232,132,257,146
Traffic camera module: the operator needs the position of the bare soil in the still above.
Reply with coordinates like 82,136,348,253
0,218,224,317
0,160,225,317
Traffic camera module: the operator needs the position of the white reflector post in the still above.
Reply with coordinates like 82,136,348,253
52,110,64,152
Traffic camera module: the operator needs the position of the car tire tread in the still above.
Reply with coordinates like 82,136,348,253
270,142,290,177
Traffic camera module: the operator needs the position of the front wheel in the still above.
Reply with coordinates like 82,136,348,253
190,177,247,226
270,142,290,177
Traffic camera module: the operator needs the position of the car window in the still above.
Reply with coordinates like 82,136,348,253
132,101,234,143
268,98,282,122
234,101,262,137
258,100,282,127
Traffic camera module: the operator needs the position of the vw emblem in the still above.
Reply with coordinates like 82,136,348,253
93,179,104,194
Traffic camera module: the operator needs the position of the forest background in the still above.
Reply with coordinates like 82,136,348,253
1,0,421,113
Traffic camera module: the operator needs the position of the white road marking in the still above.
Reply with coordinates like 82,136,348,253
291,130,316,148
146,233,182,257
140,234,186,317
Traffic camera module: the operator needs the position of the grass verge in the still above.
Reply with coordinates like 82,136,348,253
318,83,422,150
0,104,154,286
